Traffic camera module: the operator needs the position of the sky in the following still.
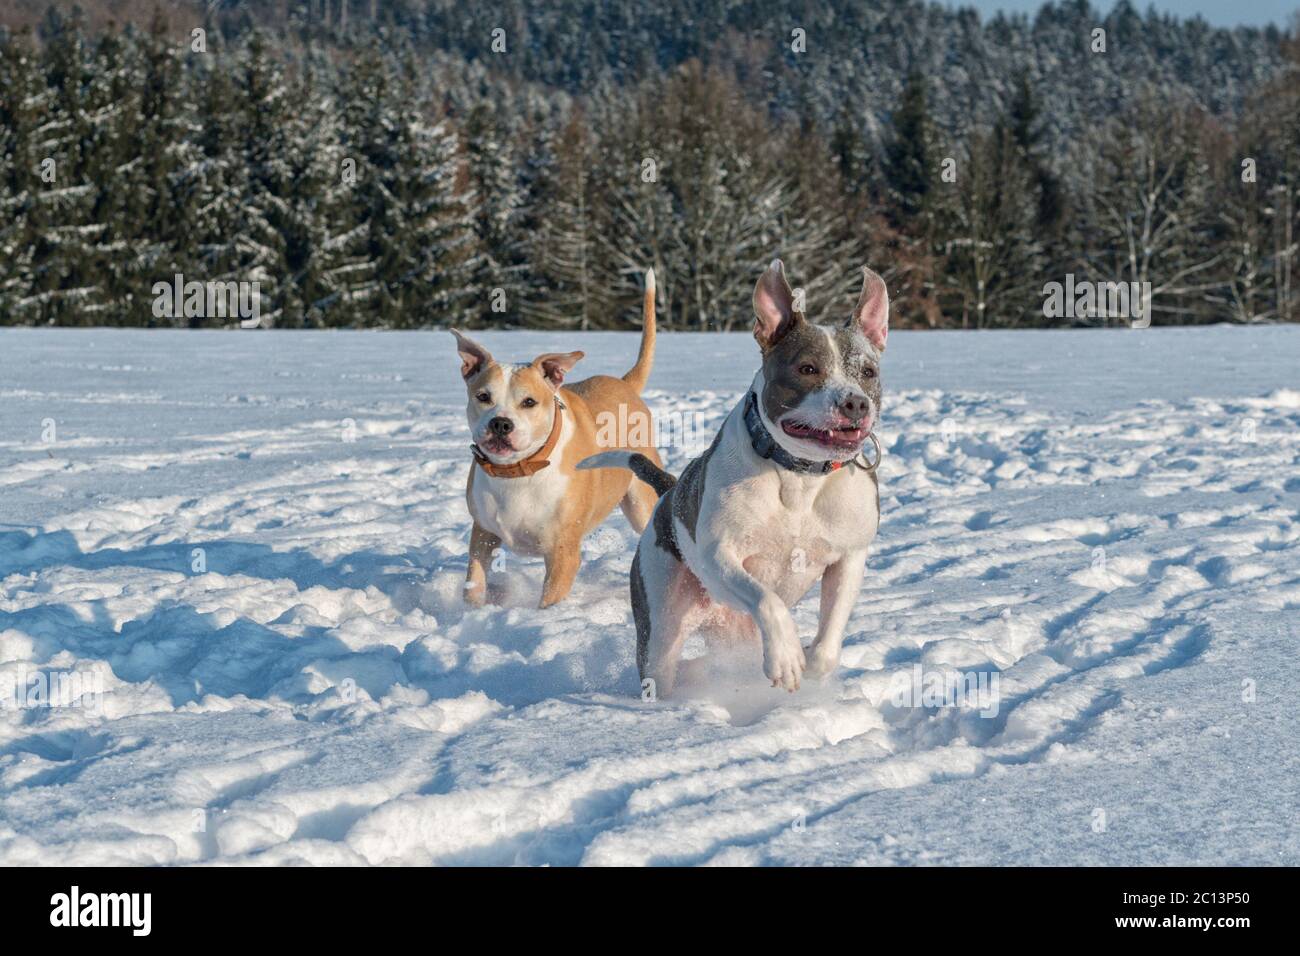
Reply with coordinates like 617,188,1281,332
939,0,1298,28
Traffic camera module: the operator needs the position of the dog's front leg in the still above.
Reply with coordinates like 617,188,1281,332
539,539,582,608
699,544,805,691
805,549,868,679
464,521,501,607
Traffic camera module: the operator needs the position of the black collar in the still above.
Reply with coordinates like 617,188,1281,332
743,390,847,475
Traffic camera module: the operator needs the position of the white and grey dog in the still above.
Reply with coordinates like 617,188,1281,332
581,259,889,696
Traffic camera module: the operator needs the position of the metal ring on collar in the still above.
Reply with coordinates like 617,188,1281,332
857,432,882,473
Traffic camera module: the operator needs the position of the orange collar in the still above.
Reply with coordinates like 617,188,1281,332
472,400,564,479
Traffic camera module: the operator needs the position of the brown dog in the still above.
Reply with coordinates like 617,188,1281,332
453,270,663,608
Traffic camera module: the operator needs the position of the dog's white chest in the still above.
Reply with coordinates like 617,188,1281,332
471,465,569,555
753,472,876,582
692,434,880,606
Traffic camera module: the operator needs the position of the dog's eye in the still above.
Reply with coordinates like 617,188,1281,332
476,391,491,403
863,367,877,379
521,397,537,408
798,364,819,376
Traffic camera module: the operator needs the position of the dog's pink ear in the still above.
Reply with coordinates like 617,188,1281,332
451,329,494,380
851,266,889,351
533,351,584,387
752,259,801,350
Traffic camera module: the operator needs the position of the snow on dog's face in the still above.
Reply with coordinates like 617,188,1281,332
751,260,888,463
451,330,582,464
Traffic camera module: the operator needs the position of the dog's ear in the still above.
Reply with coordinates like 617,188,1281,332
752,259,802,351
850,266,889,352
533,351,584,388
451,329,494,380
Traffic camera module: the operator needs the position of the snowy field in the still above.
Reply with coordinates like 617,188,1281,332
1,325,1297,866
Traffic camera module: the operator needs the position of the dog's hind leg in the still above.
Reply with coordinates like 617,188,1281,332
620,475,660,534
632,539,698,699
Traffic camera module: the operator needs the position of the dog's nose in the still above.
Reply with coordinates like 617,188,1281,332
838,394,870,422
488,417,514,436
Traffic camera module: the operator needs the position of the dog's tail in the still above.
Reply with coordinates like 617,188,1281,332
579,450,676,498
622,267,656,394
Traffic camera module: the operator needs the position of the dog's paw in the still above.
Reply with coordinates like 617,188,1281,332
764,634,806,692
802,643,840,680
463,581,487,607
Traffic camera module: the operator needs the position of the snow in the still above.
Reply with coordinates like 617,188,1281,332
0,325,1297,866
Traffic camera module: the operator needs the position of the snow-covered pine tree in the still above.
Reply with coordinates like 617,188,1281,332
169,32,251,327
229,31,294,327
522,111,609,331
25,11,112,325
399,107,481,327
600,65,802,332
335,46,479,328
462,101,527,324
273,54,346,327
884,70,935,224
511,98,562,326
0,27,40,324
882,70,944,327
1006,71,1064,243
744,117,852,328
90,18,190,325
595,82,687,329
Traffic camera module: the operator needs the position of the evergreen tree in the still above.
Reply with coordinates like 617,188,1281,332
0,27,40,323
884,71,934,224
463,102,526,322
523,113,608,331
830,105,871,200
24,11,110,324
0,4,1297,331
883,70,943,327
274,56,346,327
1007,71,1064,236
336,46,478,327
171,33,253,327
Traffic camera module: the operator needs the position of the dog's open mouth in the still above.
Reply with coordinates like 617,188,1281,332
781,419,869,451
480,436,515,456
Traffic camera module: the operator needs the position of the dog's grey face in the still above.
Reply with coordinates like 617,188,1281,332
760,323,882,460
752,260,889,462
450,331,583,464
